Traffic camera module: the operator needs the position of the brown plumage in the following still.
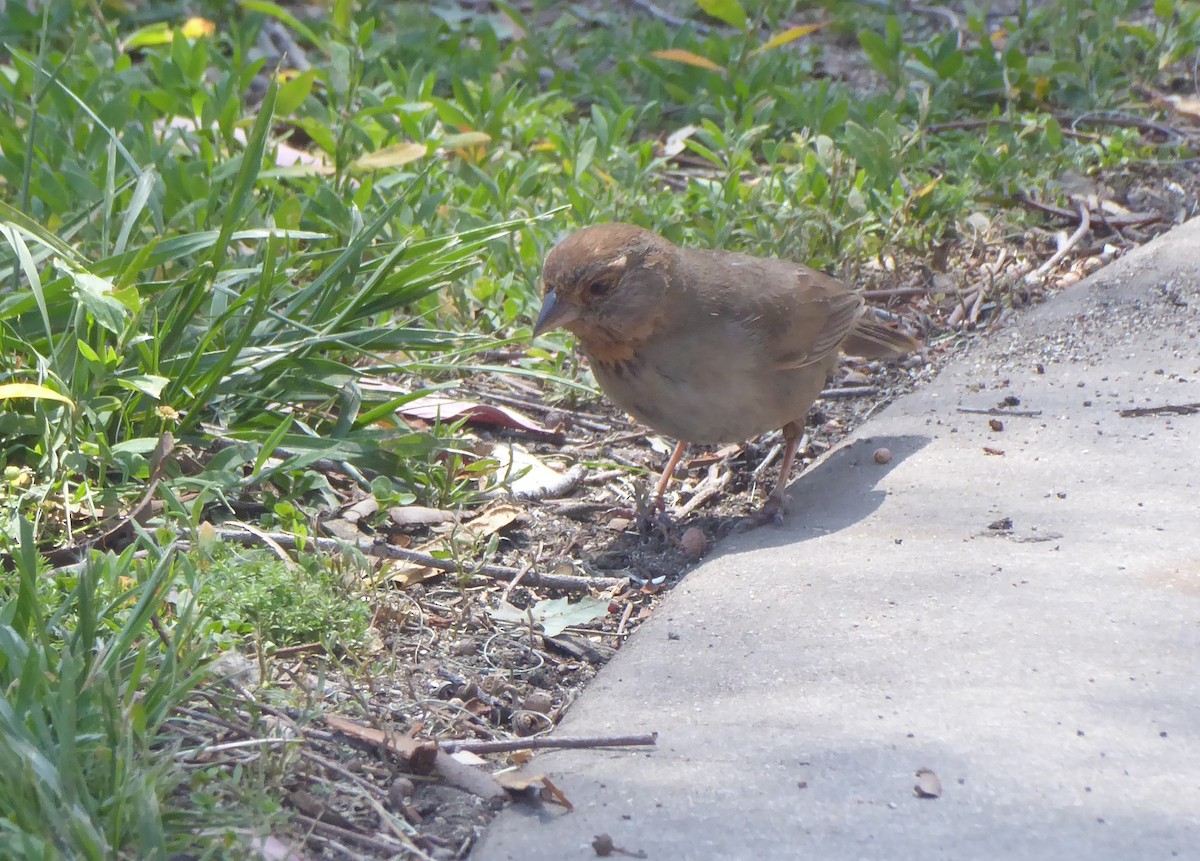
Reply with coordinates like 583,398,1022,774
533,223,920,511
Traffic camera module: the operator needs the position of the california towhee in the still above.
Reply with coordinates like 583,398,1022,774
533,223,919,512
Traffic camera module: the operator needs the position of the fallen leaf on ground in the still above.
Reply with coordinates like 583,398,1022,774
323,714,437,772
914,767,942,798
388,505,457,527
490,596,612,637
489,442,581,499
399,395,561,438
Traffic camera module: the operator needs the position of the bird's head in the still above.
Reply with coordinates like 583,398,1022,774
533,224,677,358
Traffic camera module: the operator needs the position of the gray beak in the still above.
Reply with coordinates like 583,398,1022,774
532,290,580,337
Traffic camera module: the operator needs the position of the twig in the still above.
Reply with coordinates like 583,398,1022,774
956,407,1044,418
673,463,731,519
292,813,411,856
863,287,928,300
1017,194,1162,230
209,528,629,591
925,117,1092,141
1119,402,1200,417
820,385,879,399
439,732,657,754
1026,203,1090,283
968,282,988,324
299,749,390,800
615,601,635,640
501,562,532,604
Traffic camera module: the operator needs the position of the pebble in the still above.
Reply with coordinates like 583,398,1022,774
680,527,708,560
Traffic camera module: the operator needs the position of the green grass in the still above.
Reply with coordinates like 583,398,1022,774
2,0,1198,854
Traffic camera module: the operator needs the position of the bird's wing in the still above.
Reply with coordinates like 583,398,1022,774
760,266,865,371
679,249,866,371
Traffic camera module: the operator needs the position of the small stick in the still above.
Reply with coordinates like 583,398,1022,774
1026,203,1090,283
956,407,1044,417
673,464,731,519
820,385,879,399
1119,402,1200,417
863,287,928,300
210,529,628,591
615,600,636,639
501,563,532,605
439,732,658,754
291,813,412,856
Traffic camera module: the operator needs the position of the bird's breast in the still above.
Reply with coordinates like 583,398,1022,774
585,319,832,444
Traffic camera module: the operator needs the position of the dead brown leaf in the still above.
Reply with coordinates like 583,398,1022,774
914,767,942,798
399,395,562,439
323,714,438,773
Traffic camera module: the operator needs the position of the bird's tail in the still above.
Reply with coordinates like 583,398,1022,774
841,316,921,358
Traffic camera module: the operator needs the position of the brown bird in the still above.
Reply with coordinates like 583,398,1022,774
533,223,919,512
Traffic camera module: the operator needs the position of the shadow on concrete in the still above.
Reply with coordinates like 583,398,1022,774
767,432,932,539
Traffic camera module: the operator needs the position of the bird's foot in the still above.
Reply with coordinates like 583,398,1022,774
754,491,790,526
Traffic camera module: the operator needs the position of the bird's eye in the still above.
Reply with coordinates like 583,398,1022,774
587,280,612,298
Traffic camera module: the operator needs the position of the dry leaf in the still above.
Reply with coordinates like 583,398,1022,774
399,395,561,438
388,505,457,527
449,750,488,767
660,124,699,158
914,767,942,798
489,443,575,498
1160,94,1200,121
384,501,522,586
351,141,427,170
321,518,361,541
538,775,574,811
490,596,611,637
649,49,723,72
493,770,542,791
323,714,437,772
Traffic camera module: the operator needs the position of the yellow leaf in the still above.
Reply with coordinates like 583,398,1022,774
649,49,724,72
753,23,828,55
351,142,428,170
910,176,941,199
0,383,75,407
440,131,492,150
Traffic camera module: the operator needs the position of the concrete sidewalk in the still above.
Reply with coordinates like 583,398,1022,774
475,217,1200,861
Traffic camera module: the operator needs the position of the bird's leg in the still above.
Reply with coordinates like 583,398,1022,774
764,421,804,514
653,440,689,510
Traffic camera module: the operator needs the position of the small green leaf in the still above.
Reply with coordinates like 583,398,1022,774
696,0,747,30
117,375,171,399
1044,116,1064,149
70,269,128,334
276,70,317,115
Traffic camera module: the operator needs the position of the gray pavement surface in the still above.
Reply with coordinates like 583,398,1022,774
474,217,1200,861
